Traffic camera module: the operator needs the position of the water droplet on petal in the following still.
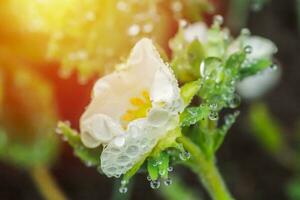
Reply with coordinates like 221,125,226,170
244,45,252,54
241,28,251,37
270,64,278,70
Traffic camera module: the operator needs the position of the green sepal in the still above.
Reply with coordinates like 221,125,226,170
157,152,170,179
239,58,272,79
57,121,101,167
147,157,159,181
180,79,201,107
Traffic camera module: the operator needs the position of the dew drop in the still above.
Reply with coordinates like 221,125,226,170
150,180,161,189
127,24,140,36
55,127,62,135
270,64,278,70
164,178,173,186
121,180,128,185
159,170,166,176
184,151,191,159
179,19,188,28
85,161,93,167
209,103,218,111
213,15,224,26
119,186,128,194
171,1,183,12
229,94,241,108
241,28,251,37
208,111,219,121
244,45,252,54
167,166,173,172
143,23,153,33
147,175,152,181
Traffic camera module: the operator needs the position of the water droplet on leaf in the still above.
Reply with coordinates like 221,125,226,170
119,186,128,193
167,166,173,172
164,178,173,186
150,180,161,189
208,111,219,121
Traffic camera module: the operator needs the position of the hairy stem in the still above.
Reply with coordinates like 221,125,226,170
30,166,67,200
177,137,234,200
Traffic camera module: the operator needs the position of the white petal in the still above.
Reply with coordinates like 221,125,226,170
81,38,171,123
81,114,123,148
244,36,277,60
237,67,281,99
100,116,177,177
150,61,183,113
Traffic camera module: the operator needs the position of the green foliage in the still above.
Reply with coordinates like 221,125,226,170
239,58,272,79
286,178,300,200
159,176,202,200
0,66,59,168
170,31,206,82
249,103,284,154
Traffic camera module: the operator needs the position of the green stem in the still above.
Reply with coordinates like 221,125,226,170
30,166,67,200
177,137,234,200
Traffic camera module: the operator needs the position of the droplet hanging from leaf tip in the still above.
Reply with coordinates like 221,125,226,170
150,180,160,189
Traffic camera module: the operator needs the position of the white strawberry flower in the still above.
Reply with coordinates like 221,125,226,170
80,38,184,178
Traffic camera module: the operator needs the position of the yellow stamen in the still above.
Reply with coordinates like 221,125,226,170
121,90,152,126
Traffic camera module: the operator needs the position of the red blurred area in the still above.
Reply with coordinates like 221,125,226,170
34,64,96,130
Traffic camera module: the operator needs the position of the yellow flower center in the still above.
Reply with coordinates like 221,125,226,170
121,90,152,125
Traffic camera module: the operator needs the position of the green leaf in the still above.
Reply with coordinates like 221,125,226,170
249,103,284,154
57,122,101,167
159,175,202,200
0,67,59,168
180,105,210,127
225,51,246,72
